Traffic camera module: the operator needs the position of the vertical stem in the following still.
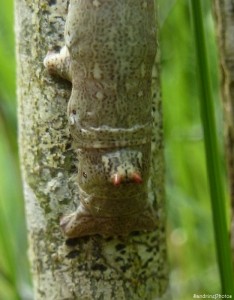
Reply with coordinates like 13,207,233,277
15,0,170,298
213,0,234,269
190,0,234,294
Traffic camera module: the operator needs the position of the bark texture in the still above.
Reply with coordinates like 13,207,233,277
213,0,234,264
15,0,169,299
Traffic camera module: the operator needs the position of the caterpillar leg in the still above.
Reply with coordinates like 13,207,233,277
43,46,71,81
60,204,157,238
60,204,101,238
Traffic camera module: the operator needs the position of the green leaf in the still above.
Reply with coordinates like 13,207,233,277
190,0,234,294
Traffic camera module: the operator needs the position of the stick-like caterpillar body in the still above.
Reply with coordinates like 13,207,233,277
44,0,157,237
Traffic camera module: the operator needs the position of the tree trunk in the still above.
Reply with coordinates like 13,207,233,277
213,0,234,265
15,0,169,299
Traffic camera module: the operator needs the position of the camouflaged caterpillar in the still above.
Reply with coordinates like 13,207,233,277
44,0,157,238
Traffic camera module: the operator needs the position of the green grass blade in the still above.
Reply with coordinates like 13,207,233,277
190,0,234,294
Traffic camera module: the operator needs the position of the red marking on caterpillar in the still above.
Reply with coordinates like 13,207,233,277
131,172,143,184
112,173,122,186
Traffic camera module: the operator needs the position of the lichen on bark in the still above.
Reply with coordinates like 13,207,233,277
15,0,170,299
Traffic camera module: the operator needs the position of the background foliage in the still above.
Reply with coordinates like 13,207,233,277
0,0,224,299
0,1,31,300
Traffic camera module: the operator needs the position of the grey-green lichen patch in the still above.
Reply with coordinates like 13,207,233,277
17,0,75,218
57,231,168,299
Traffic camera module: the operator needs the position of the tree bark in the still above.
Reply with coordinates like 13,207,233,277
213,0,234,265
15,0,169,299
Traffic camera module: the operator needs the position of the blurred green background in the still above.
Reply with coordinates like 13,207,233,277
0,0,224,299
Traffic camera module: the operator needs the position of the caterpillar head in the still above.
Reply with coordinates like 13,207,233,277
102,150,143,186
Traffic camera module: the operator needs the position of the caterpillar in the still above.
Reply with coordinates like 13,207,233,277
44,0,157,238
